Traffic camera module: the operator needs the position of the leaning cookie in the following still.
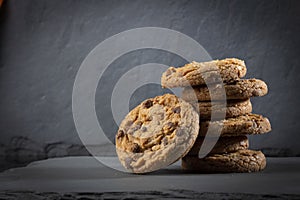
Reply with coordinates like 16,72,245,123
116,94,199,173
191,99,252,120
182,150,266,173
161,58,247,88
199,113,271,137
182,79,268,101
187,136,249,156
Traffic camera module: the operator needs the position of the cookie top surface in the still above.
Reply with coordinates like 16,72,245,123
161,58,247,88
116,94,199,173
182,78,268,101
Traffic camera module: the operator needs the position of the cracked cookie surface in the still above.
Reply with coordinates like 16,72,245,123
199,113,271,137
192,99,252,120
116,94,199,173
182,79,268,101
182,150,266,173
161,58,247,88
187,136,249,156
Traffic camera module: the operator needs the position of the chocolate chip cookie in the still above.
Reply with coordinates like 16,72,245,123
116,94,199,173
192,99,252,120
161,58,247,88
187,136,249,156
199,113,271,137
182,150,266,173
182,79,268,101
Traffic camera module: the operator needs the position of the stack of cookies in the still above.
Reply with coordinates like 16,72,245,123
161,58,271,173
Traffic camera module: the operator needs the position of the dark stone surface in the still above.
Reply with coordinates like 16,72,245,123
0,136,298,173
0,190,299,200
0,136,90,172
0,0,300,170
1,157,299,194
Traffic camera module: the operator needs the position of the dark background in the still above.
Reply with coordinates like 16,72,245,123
0,0,300,171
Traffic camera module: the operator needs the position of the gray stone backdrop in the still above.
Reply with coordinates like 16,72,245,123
0,0,300,171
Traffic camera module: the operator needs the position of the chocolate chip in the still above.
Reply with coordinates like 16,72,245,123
132,126,140,131
131,143,141,153
141,126,147,132
143,100,153,108
172,106,181,114
146,116,153,121
162,137,168,146
166,122,175,129
132,122,142,132
117,130,125,139
125,120,133,127
176,129,185,136
136,121,142,127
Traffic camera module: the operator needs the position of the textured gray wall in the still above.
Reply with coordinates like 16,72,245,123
0,0,300,170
